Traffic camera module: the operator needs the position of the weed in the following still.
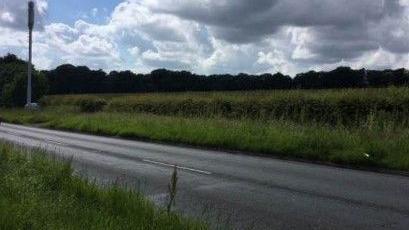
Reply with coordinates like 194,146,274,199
167,165,178,214
0,143,206,229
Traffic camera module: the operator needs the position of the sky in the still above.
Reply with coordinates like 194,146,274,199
0,0,409,76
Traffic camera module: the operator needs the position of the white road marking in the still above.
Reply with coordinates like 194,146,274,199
47,140,65,146
142,159,212,175
0,127,212,175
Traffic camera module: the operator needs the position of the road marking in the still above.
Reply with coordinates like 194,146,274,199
142,159,212,175
47,140,65,146
0,128,212,175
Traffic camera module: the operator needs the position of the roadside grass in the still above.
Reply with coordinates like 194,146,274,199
0,142,206,230
1,106,409,171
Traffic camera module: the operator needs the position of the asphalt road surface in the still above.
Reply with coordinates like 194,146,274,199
1,122,409,229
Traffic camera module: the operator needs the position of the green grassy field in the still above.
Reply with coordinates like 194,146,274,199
0,143,206,230
41,87,409,126
1,88,409,171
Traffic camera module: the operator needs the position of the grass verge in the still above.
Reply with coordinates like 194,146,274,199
1,107,409,171
0,142,206,229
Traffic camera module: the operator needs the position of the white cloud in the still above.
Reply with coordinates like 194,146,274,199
0,27,26,47
1,0,409,75
1,12,14,23
0,0,48,30
128,47,140,57
91,8,98,17
400,0,409,6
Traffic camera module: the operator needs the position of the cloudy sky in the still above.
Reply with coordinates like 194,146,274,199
1,0,409,76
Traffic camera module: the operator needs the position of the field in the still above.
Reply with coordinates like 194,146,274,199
41,87,409,126
0,143,206,229
1,87,409,171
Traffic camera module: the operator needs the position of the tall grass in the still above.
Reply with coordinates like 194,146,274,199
0,143,206,229
41,88,409,126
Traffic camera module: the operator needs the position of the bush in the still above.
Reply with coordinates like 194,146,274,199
1,72,48,107
77,98,107,113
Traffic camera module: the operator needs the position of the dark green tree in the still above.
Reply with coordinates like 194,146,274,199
0,54,48,107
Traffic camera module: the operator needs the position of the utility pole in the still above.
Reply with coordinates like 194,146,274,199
26,1,34,106
362,68,369,88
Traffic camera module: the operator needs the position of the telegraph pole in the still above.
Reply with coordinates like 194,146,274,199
26,1,34,106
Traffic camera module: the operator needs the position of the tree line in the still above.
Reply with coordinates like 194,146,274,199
46,64,409,95
1,53,409,106
46,65,293,94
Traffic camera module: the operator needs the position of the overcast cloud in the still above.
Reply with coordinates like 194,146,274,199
0,0,408,75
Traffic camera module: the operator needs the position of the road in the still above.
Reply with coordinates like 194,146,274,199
0,123,409,229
